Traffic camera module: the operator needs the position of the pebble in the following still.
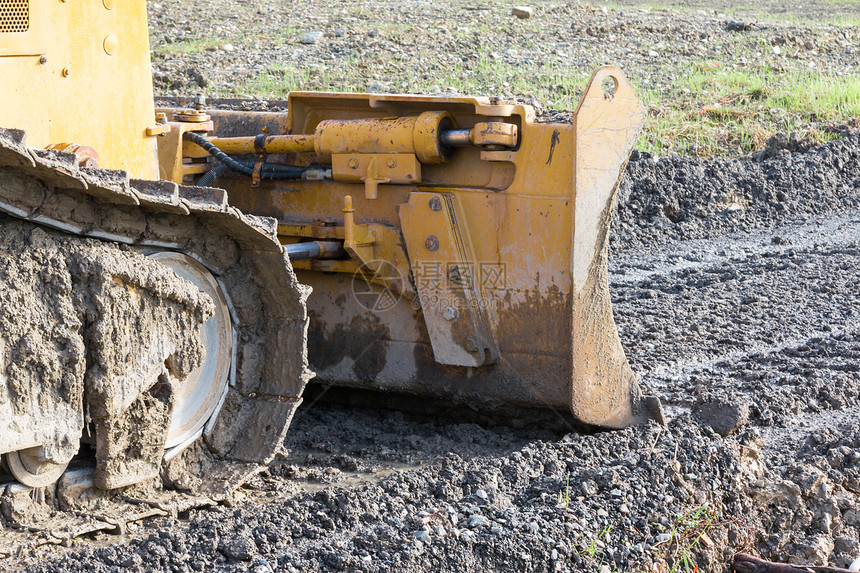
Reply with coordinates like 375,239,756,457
414,529,431,543
468,515,489,528
656,533,672,543
619,503,630,514
250,559,274,573
850,557,860,572
474,489,488,500
511,6,533,19
551,549,559,561
599,565,611,573
300,31,323,44
333,28,346,38
597,508,608,517
773,46,782,55
220,533,258,561
222,43,235,52
435,525,446,538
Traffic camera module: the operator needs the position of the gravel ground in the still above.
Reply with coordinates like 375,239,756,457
148,0,860,98
18,129,860,573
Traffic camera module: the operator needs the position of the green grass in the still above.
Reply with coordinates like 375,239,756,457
654,504,718,573
155,38,222,54
637,61,860,156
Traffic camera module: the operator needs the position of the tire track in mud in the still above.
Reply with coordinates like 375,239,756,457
612,209,860,428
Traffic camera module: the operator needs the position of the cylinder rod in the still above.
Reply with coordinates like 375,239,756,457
439,129,473,147
285,240,345,261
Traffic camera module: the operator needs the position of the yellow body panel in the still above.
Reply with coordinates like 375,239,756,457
0,0,158,179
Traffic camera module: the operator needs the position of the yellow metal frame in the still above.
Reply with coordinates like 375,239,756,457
173,66,649,427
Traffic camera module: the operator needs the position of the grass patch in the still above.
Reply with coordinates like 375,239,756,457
155,38,222,55
653,504,718,573
637,62,860,156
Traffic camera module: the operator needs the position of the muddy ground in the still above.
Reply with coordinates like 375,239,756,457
10,1,860,572
15,130,860,573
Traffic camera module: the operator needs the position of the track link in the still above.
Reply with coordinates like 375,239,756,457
0,128,312,557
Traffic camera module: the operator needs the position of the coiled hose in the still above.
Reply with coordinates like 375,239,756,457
185,132,311,182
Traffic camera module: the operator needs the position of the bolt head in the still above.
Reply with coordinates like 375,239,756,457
386,158,397,168
424,235,439,251
39,55,48,65
429,197,442,211
348,158,359,169
442,306,458,321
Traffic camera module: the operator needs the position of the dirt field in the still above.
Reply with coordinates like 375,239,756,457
10,1,860,572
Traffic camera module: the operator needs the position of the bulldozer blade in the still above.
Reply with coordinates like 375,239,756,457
570,66,649,428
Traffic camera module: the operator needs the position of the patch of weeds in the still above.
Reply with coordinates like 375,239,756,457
578,522,615,569
635,61,860,156
154,38,222,55
654,504,718,573
556,474,571,513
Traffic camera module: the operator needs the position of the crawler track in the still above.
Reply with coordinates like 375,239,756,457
0,128,311,558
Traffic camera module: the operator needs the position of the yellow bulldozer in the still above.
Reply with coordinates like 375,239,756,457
0,0,657,504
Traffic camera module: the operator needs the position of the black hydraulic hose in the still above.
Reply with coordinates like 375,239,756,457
196,161,230,187
185,132,310,181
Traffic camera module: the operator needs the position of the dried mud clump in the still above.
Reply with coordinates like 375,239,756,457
0,218,212,489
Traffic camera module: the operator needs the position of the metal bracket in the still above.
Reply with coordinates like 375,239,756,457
399,191,499,367
332,153,420,199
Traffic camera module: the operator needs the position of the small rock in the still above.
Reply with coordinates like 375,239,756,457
599,565,611,573
772,46,782,55
551,549,559,560
619,503,630,514
725,21,752,32
511,6,533,19
474,489,488,500
597,508,608,517
468,515,489,528
250,559,274,573
333,28,346,38
222,43,235,52
656,533,672,543
367,81,388,93
849,557,860,571
220,533,258,561
414,529,432,543
300,31,323,44
693,397,750,437
648,50,658,57
435,525,446,538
